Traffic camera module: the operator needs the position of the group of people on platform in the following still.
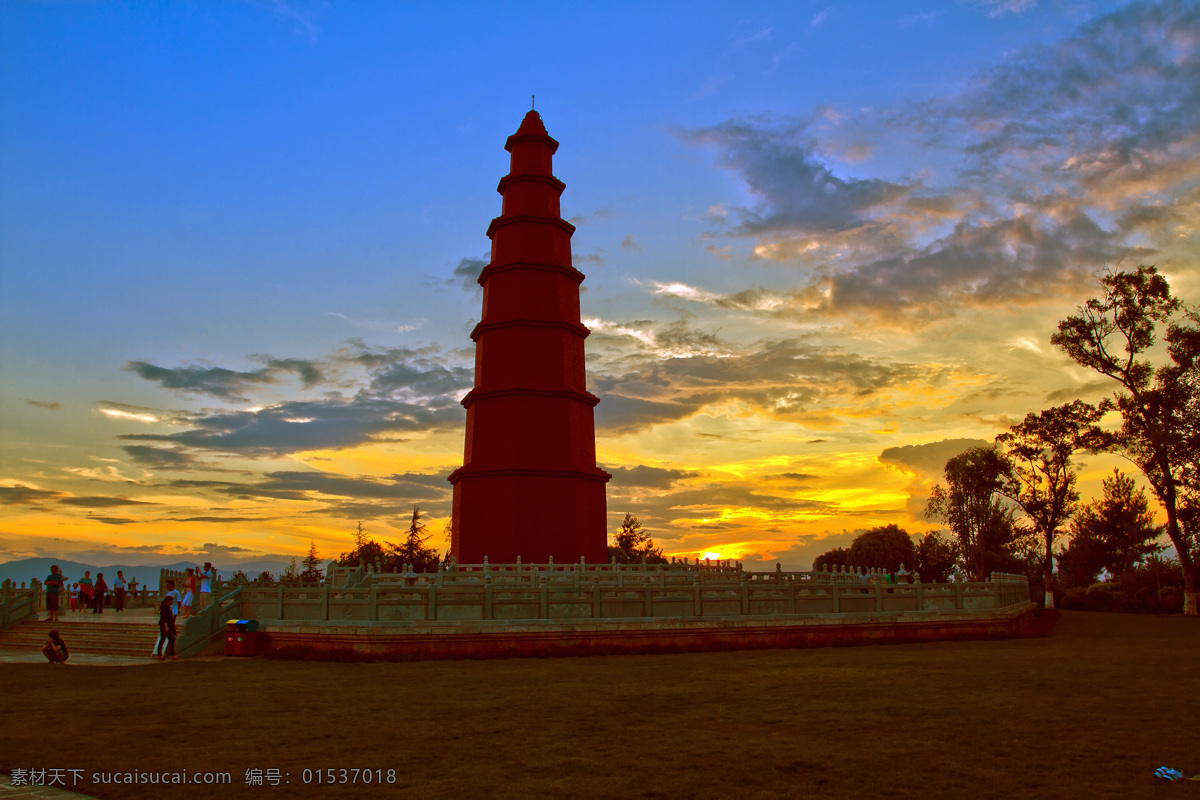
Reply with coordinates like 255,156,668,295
37,562,218,663
41,565,137,619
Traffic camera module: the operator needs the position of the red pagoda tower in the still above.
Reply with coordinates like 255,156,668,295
447,110,611,564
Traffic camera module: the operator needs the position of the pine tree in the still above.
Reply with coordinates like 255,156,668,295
281,558,299,583
301,539,324,583
390,505,440,572
339,522,387,570
1066,469,1163,581
609,513,667,564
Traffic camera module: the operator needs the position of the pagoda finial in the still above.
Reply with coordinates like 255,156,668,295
532,94,535,110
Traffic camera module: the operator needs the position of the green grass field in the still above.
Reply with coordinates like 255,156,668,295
3,611,1198,799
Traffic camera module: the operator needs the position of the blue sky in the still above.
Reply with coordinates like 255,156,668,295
2,0,1196,570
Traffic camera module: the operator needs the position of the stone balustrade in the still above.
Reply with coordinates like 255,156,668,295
237,560,1029,624
0,579,41,630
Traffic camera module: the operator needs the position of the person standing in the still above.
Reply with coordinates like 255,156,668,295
69,582,79,613
43,565,64,623
113,571,127,612
154,585,177,660
198,562,214,611
166,582,182,622
182,568,197,617
78,571,93,613
92,573,108,613
179,584,193,618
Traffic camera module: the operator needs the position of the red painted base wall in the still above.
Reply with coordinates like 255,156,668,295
257,608,1037,662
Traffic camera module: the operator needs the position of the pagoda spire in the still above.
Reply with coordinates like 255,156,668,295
447,111,611,564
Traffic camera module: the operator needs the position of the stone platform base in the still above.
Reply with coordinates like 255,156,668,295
250,603,1037,661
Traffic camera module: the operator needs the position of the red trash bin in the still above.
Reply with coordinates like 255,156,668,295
224,620,261,656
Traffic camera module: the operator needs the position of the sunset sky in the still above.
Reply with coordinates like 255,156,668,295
2,0,1197,571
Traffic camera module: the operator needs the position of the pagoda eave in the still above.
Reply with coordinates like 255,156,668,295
486,214,576,240
477,260,586,287
448,465,611,486
497,173,566,196
459,386,601,410
505,132,560,154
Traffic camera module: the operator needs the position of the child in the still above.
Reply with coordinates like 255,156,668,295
70,583,79,612
42,630,68,664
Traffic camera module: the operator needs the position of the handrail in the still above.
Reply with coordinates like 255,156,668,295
176,585,244,658
0,588,39,631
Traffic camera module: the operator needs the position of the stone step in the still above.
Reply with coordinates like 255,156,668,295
18,620,155,634
2,633,156,648
1,619,163,657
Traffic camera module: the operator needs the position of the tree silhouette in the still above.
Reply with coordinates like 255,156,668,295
609,513,666,564
1062,469,1163,583
1051,265,1198,614
301,539,324,583
914,531,959,583
996,401,1104,607
925,446,1019,581
812,547,850,572
338,521,389,571
847,525,916,574
390,505,440,572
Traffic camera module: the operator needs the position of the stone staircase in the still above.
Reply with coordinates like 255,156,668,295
0,616,160,657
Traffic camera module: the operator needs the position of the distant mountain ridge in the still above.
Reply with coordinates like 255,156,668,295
0,557,318,588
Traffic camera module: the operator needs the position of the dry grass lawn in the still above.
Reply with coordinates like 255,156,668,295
2,611,1198,799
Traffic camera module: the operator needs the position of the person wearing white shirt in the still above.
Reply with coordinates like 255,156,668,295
198,562,215,611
